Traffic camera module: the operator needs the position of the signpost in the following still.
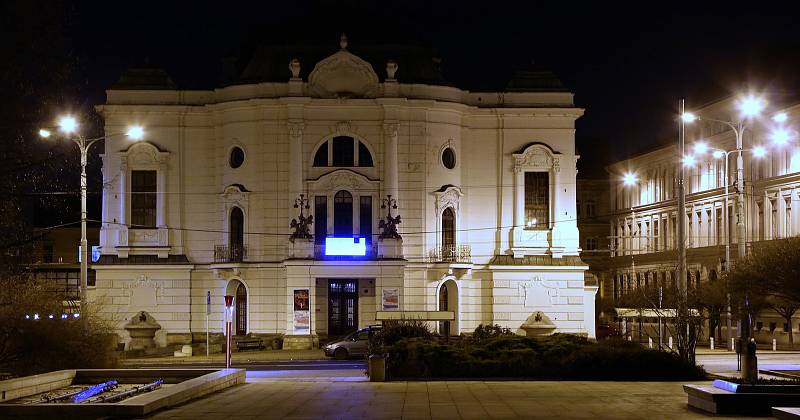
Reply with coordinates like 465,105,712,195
224,295,234,368
206,291,211,358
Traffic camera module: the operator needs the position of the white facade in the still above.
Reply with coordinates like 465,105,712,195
92,40,595,348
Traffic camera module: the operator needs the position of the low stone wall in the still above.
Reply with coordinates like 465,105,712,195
0,368,245,417
0,370,75,403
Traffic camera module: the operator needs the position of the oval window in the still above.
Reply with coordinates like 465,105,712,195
442,147,456,169
230,146,245,168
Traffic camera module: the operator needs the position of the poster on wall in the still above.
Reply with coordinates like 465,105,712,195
293,289,310,333
382,288,399,310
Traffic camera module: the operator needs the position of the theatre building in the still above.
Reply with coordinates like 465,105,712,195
92,37,596,349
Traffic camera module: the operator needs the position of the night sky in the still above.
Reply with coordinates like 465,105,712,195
23,1,800,178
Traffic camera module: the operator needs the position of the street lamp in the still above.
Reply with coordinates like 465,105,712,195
688,142,768,351
683,95,791,381
39,117,145,315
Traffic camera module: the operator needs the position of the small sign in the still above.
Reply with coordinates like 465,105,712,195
325,237,366,256
382,288,399,310
206,291,211,315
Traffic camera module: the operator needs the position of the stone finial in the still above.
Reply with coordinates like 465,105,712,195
386,60,398,80
339,33,348,50
289,58,301,79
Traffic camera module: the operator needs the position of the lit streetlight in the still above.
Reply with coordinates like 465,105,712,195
623,172,638,186
39,118,145,315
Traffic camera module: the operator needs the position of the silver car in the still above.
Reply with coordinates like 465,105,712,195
323,326,382,360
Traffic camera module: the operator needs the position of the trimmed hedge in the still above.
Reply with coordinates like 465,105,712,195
385,333,705,380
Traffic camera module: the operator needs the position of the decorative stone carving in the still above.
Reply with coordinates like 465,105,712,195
518,277,560,308
386,60,398,80
339,33,348,50
125,275,162,308
289,58,301,79
512,143,561,173
335,121,351,134
288,121,304,138
383,122,398,138
434,185,464,213
290,194,313,242
378,195,402,239
312,170,376,193
307,35,380,99
124,310,162,350
120,142,170,171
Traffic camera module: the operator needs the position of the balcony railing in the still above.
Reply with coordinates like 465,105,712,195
214,244,247,263
427,245,472,263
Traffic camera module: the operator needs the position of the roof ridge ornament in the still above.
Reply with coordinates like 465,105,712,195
339,33,348,50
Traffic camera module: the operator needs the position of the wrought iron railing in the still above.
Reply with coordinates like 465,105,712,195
427,245,472,263
214,244,247,263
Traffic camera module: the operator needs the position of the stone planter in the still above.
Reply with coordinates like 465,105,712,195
288,239,314,259
377,238,403,259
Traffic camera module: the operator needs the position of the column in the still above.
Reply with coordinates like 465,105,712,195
157,157,169,248
383,122,399,205
118,158,128,246
288,121,304,199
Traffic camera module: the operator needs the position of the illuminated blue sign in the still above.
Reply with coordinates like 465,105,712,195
325,237,367,256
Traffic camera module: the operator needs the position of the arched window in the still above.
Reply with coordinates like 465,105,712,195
442,207,455,258
334,191,353,236
230,207,244,262
313,136,374,167
236,283,247,335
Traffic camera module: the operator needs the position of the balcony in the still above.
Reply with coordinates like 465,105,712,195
427,245,472,263
214,245,247,263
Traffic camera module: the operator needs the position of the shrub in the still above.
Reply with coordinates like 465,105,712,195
369,318,432,355
470,324,513,344
0,276,119,377
384,328,705,380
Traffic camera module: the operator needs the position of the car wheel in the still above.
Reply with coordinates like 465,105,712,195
334,347,348,360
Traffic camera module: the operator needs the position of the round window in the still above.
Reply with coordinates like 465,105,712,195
442,147,456,169
229,146,245,168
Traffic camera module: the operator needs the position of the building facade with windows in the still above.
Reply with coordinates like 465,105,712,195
92,38,595,349
607,97,800,344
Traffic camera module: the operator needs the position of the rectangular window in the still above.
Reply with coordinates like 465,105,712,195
332,136,354,167
131,170,157,228
524,172,549,229
586,200,595,218
359,196,372,243
716,208,723,246
653,220,659,251
315,196,327,244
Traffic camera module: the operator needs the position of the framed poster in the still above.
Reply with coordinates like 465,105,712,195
294,289,309,311
382,288,399,309
293,289,310,333
293,310,310,332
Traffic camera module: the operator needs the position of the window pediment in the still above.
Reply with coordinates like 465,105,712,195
513,143,560,173
308,48,380,99
308,169,379,193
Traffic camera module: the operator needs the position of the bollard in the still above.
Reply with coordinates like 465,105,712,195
731,337,735,352
648,337,653,348
668,336,673,349
628,336,632,341
710,337,714,350
773,339,777,351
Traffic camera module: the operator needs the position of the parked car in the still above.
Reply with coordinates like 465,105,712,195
323,325,382,360
596,324,621,340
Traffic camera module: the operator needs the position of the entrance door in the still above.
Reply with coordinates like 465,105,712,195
236,283,247,336
328,279,358,336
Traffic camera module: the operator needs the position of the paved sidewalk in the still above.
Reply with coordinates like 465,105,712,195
146,380,756,419
121,349,326,366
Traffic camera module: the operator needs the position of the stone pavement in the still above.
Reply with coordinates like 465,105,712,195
145,380,760,419
122,349,326,366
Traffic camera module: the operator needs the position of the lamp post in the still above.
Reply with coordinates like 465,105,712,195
39,117,144,316
682,96,789,381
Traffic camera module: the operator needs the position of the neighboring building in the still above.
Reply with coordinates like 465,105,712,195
576,178,611,322
607,96,800,344
92,37,596,349
30,226,99,302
